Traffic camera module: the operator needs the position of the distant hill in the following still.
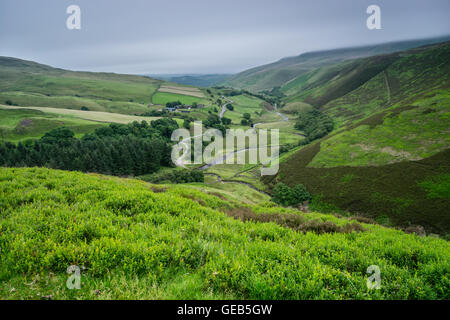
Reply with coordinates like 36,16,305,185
222,35,450,91
0,56,163,115
149,74,232,87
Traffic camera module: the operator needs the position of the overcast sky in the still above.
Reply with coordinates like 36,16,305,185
0,0,449,74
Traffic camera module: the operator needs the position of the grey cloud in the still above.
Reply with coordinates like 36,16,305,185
0,0,449,74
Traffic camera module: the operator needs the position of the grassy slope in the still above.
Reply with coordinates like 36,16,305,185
151,92,211,106
267,143,450,235
320,42,450,126
307,42,450,166
224,94,266,122
0,108,106,141
310,90,450,167
269,43,450,234
0,57,209,140
222,36,450,91
281,54,398,111
1,167,449,299
0,105,170,142
157,74,232,87
0,57,163,115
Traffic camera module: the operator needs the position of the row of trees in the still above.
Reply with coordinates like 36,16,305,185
166,101,183,108
0,119,179,176
166,101,200,108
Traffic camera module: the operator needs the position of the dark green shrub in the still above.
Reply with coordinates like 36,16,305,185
295,109,333,141
271,183,294,206
292,184,312,203
142,170,204,184
272,183,311,207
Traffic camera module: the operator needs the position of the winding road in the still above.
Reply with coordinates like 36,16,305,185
175,101,289,170
219,96,233,118
199,146,262,170
274,103,288,121
252,103,288,130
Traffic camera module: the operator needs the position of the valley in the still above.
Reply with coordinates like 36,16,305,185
0,37,449,300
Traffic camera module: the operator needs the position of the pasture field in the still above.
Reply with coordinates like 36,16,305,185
151,92,211,106
221,94,271,124
0,91,152,115
255,120,305,146
158,85,205,98
230,94,265,114
0,167,448,300
0,64,162,115
0,105,162,125
254,109,285,123
0,108,106,141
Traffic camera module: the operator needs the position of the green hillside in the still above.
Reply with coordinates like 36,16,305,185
320,42,450,126
151,91,211,106
0,57,223,141
280,54,398,110
1,38,449,301
221,36,450,92
0,108,106,141
310,90,450,167
282,42,450,167
264,42,450,235
0,57,165,115
150,74,232,87
1,167,449,299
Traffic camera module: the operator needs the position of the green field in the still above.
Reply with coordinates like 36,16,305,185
151,91,211,106
255,120,305,145
1,167,448,299
0,108,106,141
217,94,304,145
0,58,164,115
0,91,153,115
0,105,170,141
0,105,162,124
